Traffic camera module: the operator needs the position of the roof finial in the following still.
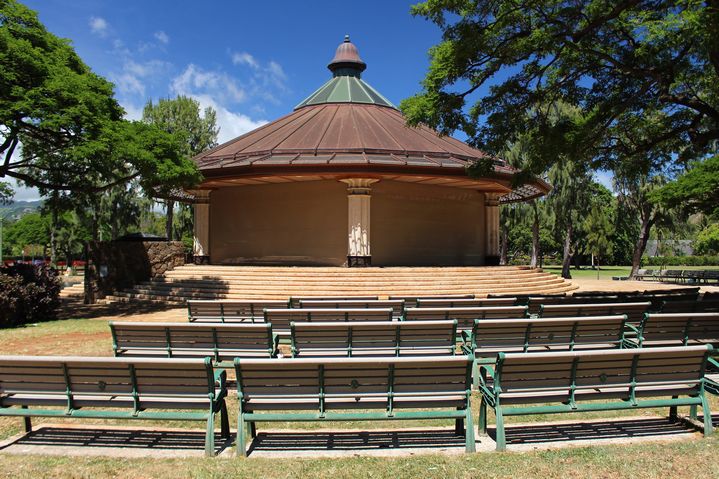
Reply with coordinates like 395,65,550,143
328,34,367,78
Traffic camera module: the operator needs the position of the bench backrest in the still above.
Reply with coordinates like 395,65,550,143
704,291,719,301
494,346,711,403
110,322,275,362
187,300,289,322
539,302,651,323
298,300,405,318
660,300,719,314
403,306,529,331
416,297,517,308
0,356,217,410
290,320,457,357
490,292,565,306
264,308,394,334
389,294,474,308
639,313,719,347
289,296,378,308
234,356,472,411
468,315,628,357
526,295,625,314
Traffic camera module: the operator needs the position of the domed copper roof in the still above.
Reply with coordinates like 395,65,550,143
192,36,549,202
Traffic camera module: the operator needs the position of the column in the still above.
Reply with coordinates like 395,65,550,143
191,189,211,265
484,192,501,266
340,178,379,267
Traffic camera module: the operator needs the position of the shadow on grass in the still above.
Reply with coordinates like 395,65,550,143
248,429,466,454
56,298,182,320
488,416,701,447
4,426,232,456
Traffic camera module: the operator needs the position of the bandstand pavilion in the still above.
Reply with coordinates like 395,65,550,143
189,36,548,267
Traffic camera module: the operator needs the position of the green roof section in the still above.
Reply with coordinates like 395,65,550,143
294,75,396,110
294,35,396,110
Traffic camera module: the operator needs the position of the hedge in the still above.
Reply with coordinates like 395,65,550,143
642,256,719,267
0,263,61,328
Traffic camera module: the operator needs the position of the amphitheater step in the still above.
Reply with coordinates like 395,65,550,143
106,265,576,304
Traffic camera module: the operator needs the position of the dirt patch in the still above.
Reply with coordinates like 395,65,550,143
0,331,113,356
58,298,186,323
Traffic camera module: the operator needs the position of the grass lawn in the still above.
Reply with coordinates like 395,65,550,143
0,318,717,478
542,265,719,280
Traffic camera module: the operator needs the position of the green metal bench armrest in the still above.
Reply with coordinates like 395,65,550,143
460,329,472,347
708,357,719,372
272,333,281,357
214,369,227,393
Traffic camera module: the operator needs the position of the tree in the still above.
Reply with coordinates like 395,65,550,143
613,170,667,278
583,203,615,269
402,1,719,174
1,0,123,189
3,212,48,256
695,223,719,255
652,155,719,216
142,96,218,239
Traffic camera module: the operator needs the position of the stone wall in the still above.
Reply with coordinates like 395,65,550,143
85,241,186,303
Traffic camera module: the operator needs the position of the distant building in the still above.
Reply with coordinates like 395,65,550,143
645,240,694,257
188,36,548,266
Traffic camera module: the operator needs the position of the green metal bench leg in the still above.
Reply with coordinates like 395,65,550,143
701,394,713,436
220,401,230,439
464,406,476,453
478,396,487,436
237,412,247,456
205,412,215,457
472,360,479,389
495,404,506,451
21,406,31,432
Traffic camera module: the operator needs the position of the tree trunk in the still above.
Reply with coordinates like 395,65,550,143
630,215,654,279
499,222,509,266
561,223,573,279
49,191,58,264
165,200,174,241
530,201,539,268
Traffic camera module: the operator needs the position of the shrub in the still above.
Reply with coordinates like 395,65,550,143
695,224,719,255
0,263,61,328
642,255,719,267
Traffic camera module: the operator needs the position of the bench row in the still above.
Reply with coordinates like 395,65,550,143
1,347,716,455
188,294,718,322
111,313,719,365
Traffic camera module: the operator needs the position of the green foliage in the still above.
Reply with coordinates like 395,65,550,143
695,223,719,255
652,155,719,216
582,203,615,263
2,212,48,255
0,263,60,328
404,1,719,169
643,255,719,267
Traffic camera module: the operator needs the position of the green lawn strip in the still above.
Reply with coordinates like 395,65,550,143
0,436,716,478
543,265,719,280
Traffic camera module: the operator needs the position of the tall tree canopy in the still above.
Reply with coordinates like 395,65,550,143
0,0,200,197
142,96,218,239
402,0,719,172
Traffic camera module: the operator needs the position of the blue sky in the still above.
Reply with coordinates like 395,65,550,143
13,0,613,199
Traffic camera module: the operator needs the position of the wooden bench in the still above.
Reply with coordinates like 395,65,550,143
637,313,719,348
110,322,277,366
289,296,378,308
298,300,405,319
462,315,630,360
489,293,565,306
389,294,474,309
478,346,714,450
188,300,289,323
538,302,652,324
705,291,719,301
0,356,229,456
660,300,719,313
403,306,529,332
234,356,475,455
526,295,626,315
290,320,457,357
416,297,517,308
264,308,394,336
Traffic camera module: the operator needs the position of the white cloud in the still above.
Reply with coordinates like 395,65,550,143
112,59,171,97
114,72,145,96
232,52,259,69
170,66,267,143
89,16,108,37
154,31,169,45
120,102,144,121
171,64,246,104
